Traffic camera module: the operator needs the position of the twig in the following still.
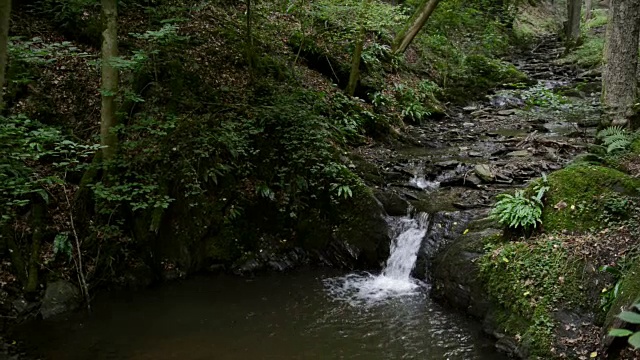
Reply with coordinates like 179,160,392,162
517,130,538,147
62,179,91,311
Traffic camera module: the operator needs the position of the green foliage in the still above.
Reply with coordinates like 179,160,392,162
599,263,630,313
490,176,548,233
393,81,441,123
305,0,407,42
597,126,637,154
0,115,98,224
564,36,604,68
7,37,92,95
36,0,99,27
609,302,640,350
53,233,73,260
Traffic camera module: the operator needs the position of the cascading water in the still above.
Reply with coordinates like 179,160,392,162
408,161,440,191
324,212,430,305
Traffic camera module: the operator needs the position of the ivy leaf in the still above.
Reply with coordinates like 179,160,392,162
628,331,640,349
608,329,633,337
617,311,640,324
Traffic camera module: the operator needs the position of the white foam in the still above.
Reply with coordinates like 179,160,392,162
324,213,429,306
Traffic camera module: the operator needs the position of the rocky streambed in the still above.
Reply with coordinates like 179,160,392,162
349,35,619,358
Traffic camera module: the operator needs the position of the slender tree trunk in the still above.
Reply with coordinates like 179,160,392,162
246,0,256,77
4,227,26,286
584,0,593,21
565,0,582,47
346,29,365,97
100,0,119,161
25,202,45,294
602,0,640,127
0,0,11,110
346,0,372,96
392,0,441,54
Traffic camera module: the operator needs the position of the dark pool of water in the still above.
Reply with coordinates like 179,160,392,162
17,271,506,360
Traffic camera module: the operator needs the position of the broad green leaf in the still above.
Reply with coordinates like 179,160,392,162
608,329,633,337
628,331,640,349
617,311,640,324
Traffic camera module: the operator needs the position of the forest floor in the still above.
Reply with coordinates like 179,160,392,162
4,2,640,359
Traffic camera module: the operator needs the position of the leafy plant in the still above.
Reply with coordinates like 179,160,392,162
490,177,549,232
600,264,624,312
53,233,73,260
597,126,635,154
608,301,640,350
0,115,98,224
393,82,439,124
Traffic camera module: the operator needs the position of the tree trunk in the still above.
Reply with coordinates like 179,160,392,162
0,0,11,110
602,0,640,127
25,202,45,294
346,31,366,97
346,0,371,96
100,0,119,161
565,0,582,47
584,0,593,21
246,0,256,75
392,0,441,54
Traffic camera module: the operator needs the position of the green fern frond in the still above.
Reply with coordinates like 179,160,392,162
597,126,626,139
607,139,631,153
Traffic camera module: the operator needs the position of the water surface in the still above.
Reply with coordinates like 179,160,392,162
19,214,505,360
20,271,504,360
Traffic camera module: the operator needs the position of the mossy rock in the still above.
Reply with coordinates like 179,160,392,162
332,186,390,268
479,232,594,357
630,138,640,155
604,257,640,327
535,165,640,232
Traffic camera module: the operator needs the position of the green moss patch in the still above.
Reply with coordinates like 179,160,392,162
480,237,586,357
535,165,640,233
605,257,640,327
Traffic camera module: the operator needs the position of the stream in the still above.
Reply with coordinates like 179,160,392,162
15,37,600,360
17,213,506,360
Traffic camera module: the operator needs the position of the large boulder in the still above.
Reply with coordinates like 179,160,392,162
412,210,473,280
40,280,81,319
431,226,499,318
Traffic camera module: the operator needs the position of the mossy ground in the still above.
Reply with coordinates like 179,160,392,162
482,156,640,358
535,165,640,233
480,235,586,357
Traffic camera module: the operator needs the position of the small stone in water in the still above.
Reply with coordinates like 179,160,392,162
506,150,529,157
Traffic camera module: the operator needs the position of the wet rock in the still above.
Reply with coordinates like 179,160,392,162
400,191,419,201
441,174,482,189
435,160,460,169
468,151,483,157
40,280,81,319
490,95,524,108
497,109,516,116
374,190,409,216
506,150,529,157
474,164,494,182
463,105,478,112
470,109,488,117
432,227,501,317
413,211,472,280
463,122,475,128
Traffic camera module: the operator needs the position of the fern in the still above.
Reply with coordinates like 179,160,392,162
490,176,548,233
597,126,634,154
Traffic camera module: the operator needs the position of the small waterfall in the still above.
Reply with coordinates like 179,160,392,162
383,212,429,280
324,212,429,305
408,161,439,191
